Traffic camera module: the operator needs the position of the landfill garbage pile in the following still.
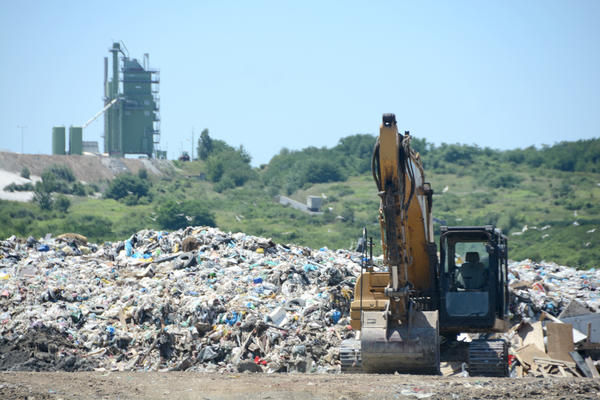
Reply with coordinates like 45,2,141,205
503,260,600,378
0,227,598,376
0,228,359,372
507,260,600,319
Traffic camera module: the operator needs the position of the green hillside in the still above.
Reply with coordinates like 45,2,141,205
1,133,599,269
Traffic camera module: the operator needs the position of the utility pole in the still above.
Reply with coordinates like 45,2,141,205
17,125,26,154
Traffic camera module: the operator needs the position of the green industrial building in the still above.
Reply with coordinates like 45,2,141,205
104,42,160,157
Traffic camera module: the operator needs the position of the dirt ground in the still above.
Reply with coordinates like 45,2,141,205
0,372,599,400
0,151,173,184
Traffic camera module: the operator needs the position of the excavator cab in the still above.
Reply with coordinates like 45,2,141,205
439,225,509,335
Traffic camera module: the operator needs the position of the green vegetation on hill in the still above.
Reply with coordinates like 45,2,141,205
1,132,599,269
262,134,374,194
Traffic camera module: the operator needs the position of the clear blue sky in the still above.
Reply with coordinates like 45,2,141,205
1,1,599,165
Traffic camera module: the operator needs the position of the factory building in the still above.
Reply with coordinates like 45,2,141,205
52,41,161,158
104,42,160,157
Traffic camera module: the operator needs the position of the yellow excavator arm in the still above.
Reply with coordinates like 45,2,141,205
349,113,440,374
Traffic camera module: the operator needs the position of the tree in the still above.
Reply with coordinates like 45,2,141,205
303,159,346,184
440,144,475,165
206,145,257,190
137,168,148,180
206,156,225,182
71,181,86,196
334,134,376,173
104,173,151,203
197,128,213,160
54,194,71,213
20,167,30,179
184,200,217,226
237,145,252,164
156,199,216,230
32,182,53,210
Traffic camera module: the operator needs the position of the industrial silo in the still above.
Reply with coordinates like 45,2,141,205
69,126,83,155
52,126,66,155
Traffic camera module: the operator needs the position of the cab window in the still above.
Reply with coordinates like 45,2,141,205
445,240,489,317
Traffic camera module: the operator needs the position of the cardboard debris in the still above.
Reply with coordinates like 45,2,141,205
542,312,587,344
546,323,574,362
521,321,545,353
514,343,547,368
531,357,580,377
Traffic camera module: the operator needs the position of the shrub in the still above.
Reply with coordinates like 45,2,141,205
54,195,71,213
71,181,86,196
340,205,355,223
87,183,100,194
39,164,79,194
206,157,225,182
104,173,151,204
214,176,236,193
184,200,217,227
45,164,76,182
477,171,523,189
20,167,30,179
33,183,53,210
156,199,216,230
206,147,257,189
62,215,112,240
303,159,346,184
3,182,34,192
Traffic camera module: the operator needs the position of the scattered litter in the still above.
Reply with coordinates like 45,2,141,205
399,388,434,398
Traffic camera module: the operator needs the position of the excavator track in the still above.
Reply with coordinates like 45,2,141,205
468,339,508,377
339,339,362,373
342,338,509,376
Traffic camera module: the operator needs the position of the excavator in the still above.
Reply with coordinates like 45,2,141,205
340,114,510,376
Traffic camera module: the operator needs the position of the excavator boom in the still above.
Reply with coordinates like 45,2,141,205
358,114,439,374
